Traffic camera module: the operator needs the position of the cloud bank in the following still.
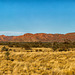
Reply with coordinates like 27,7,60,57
0,31,25,36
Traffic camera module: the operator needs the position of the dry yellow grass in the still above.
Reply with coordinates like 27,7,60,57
0,45,75,75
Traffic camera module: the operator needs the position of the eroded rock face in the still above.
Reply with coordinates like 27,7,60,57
0,33,75,42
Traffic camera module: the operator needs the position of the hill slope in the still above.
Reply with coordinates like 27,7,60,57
0,33,75,42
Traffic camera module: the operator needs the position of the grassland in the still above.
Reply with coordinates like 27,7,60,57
0,45,75,75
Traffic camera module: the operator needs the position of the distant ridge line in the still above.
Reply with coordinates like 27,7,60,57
0,32,75,42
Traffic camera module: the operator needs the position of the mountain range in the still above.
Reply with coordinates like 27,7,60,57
0,33,75,42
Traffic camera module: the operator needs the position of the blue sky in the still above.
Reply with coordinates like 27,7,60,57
0,0,75,36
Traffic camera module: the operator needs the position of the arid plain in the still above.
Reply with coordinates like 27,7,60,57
0,45,75,75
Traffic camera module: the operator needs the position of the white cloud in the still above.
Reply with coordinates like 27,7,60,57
0,31,25,36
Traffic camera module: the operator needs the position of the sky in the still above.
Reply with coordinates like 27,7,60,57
0,0,75,36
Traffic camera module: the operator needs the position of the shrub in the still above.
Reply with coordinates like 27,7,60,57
8,44,13,47
11,59,14,61
1,46,8,51
57,48,70,52
24,44,32,50
9,49,12,51
5,51,10,60
52,42,59,51
36,49,38,52
39,49,42,52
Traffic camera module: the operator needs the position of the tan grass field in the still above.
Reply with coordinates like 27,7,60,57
0,45,75,75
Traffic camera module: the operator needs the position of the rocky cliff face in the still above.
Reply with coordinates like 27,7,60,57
0,33,75,42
